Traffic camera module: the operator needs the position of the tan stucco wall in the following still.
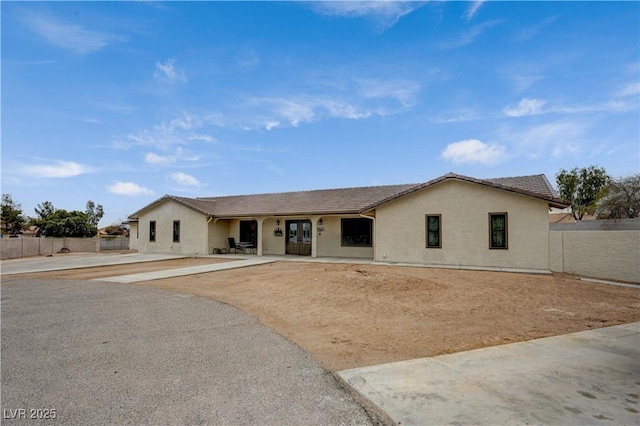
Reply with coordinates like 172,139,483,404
549,230,640,283
137,201,209,255
316,216,374,258
209,220,230,254
374,179,550,270
129,223,139,251
261,217,286,255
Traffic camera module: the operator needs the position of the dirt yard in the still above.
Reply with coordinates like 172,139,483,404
14,259,640,371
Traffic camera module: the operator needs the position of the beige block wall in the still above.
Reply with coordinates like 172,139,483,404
137,201,209,255
374,180,550,270
549,230,640,283
1,237,100,260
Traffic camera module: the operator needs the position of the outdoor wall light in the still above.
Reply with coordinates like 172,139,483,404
318,219,323,226
276,219,280,226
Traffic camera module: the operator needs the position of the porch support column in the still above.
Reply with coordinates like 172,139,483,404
311,215,322,258
256,217,266,256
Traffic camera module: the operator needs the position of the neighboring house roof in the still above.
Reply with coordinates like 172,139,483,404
549,213,575,224
129,173,569,219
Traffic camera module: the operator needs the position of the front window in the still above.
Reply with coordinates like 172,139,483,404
426,214,441,248
173,220,180,243
149,221,156,242
489,213,508,249
341,218,372,247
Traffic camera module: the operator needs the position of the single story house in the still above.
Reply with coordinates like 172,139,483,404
128,173,569,271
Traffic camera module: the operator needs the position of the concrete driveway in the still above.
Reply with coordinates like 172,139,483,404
338,322,640,425
1,278,373,425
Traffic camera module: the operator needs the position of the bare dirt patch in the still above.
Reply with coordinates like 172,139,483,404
127,262,640,371
12,260,639,371
8,257,232,280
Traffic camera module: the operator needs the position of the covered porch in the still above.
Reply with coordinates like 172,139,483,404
208,214,375,259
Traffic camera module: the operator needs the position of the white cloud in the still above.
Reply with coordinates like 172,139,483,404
503,98,547,117
464,1,486,21
265,121,280,131
24,160,92,178
24,13,124,54
308,1,424,31
440,139,506,165
154,59,187,84
145,152,174,165
170,172,201,187
106,181,154,196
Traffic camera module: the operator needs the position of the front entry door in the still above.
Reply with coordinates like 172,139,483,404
286,220,312,256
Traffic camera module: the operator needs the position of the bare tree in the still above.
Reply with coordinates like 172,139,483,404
596,174,640,219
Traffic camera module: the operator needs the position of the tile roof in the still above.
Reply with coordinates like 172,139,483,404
129,173,569,219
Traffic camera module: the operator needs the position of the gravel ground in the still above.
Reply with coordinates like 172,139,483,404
1,278,376,425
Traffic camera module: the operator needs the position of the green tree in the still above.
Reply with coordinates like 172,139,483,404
40,210,97,238
35,201,56,220
556,166,611,220
1,194,26,236
85,200,104,229
596,174,640,219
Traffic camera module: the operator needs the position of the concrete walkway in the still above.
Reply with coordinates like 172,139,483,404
93,258,278,283
338,322,640,425
0,253,188,275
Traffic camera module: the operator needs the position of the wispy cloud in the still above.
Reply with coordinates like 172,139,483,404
500,119,586,159
145,152,175,165
514,16,557,41
169,172,201,187
24,160,93,178
616,82,640,97
23,13,125,54
434,20,502,49
106,181,154,196
503,98,547,117
307,1,425,32
440,139,506,165
431,109,480,124
464,1,486,21
154,58,187,85
503,96,637,118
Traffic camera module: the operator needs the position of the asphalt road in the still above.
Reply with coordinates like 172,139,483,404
1,278,374,425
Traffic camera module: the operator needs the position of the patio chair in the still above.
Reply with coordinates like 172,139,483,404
227,237,239,254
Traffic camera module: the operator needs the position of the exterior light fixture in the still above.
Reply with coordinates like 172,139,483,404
318,219,323,226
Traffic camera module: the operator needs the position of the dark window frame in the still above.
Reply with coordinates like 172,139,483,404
425,214,442,248
173,220,180,243
489,212,508,249
341,218,373,247
149,220,156,242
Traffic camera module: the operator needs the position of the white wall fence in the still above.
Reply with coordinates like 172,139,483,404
1,236,129,260
549,219,640,284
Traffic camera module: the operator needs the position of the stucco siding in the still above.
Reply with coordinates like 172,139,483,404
261,218,286,255
137,200,209,255
209,220,230,254
374,179,550,270
316,216,374,258
129,223,139,251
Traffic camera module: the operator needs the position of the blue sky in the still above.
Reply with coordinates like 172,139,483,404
2,1,639,226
